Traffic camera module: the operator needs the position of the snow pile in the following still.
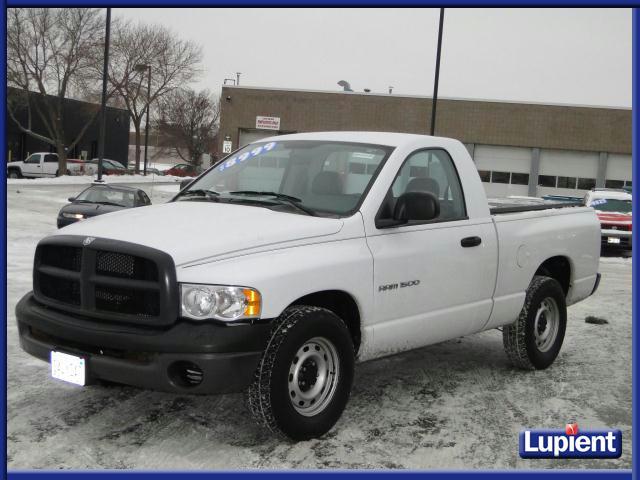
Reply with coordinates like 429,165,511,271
7,174,192,186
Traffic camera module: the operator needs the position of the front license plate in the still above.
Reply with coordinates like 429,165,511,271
51,351,86,386
608,237,621,244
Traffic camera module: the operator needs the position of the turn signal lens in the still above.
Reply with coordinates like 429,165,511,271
243,288,262,318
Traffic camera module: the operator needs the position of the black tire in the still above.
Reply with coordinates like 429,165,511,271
503,275,567,370
246,305,355,441
7,169,21,179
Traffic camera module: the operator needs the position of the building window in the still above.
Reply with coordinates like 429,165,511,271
538,175,556,187
491,171,510,184
605,179,625,189
478,170,491,182
557,176,577,189
577,177,596,190
510,173,529,185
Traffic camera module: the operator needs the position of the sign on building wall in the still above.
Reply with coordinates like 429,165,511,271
222,140,233,153
256,116,281,130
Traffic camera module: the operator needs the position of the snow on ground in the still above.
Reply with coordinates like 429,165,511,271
6,183,632,470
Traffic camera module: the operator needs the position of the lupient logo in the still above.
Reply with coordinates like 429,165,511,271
520,423,622,459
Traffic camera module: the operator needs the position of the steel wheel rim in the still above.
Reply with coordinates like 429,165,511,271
288,336,340,417
534,297,560,352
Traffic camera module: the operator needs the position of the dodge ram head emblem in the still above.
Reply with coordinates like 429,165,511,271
83,237,96,246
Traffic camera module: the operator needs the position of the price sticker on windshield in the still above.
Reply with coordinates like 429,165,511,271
218,143,277,172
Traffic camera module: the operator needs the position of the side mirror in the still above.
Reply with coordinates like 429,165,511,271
377,192,440,228
394,191,440,223
179,178,193,191
68,197,76,202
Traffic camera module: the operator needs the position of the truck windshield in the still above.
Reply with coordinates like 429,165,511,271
591,198,632,213
176,140,394,216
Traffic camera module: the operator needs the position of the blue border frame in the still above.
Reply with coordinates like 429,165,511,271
2,4,637,479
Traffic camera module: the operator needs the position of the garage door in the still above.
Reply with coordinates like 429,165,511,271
606,154,632,184
239,129,280,147
474,145,532,198
538,149,599,197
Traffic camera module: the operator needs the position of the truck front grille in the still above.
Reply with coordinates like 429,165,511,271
33,236,178,327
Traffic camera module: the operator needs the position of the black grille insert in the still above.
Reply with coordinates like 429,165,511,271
39,245,82,272
95,285,160,317
96,251,158,281
39,272,81,306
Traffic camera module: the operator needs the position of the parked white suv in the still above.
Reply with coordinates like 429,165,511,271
16,132,601,440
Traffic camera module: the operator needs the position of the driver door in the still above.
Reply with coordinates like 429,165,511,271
22,154,42,177
366,149,498,354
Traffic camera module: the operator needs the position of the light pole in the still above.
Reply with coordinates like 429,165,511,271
430,8,445,136
96,8,111,183
135,63,151,175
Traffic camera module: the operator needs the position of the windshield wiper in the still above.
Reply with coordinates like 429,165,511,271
229,191,316,216
99,201,127,207
180,189,220,199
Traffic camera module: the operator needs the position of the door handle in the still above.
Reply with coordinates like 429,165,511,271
461,236,482,247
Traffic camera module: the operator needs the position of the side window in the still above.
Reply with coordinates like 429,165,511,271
382,149,466,223
44,154,57,163
139,191,151,205
25,154,41,164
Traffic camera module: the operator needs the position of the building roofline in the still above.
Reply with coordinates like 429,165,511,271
221,85,631,111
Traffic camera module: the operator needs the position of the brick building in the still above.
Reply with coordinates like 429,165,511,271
218,86,632,198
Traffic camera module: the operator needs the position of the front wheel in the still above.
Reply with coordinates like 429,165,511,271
503,275,567,370
246,306,355,441
7,169,21,179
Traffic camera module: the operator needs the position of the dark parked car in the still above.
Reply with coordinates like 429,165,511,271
84,158,129,176
57,184,152,228
164,163,199,177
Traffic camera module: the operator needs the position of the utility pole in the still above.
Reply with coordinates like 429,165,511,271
430,8,444,136
236,72,241,86
144,65,151,175
96,8,111,183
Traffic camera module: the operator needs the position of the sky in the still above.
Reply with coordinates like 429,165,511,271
116,8,632,108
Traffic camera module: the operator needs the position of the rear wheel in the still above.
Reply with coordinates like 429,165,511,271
246,306,355,440
503,275,567,370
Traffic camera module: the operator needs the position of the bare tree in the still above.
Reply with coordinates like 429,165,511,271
7,8,105,173
156,89,220,167
108,20,202,172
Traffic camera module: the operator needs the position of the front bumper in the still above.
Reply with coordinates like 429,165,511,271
601,229,632,249
16,292,272,394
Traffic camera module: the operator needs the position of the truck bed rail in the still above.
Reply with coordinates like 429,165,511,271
489,199,584,215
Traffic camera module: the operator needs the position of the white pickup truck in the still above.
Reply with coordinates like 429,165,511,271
16,132,601,440
7,152,84,178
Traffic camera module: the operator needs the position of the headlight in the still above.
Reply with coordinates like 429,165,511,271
62,212,84,219
180,284,261,321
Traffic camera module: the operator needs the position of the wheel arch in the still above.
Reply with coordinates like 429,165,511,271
288,289,362,354
534,255,572,296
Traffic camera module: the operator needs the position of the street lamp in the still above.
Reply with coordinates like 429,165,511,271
135,63,151,175
96,8,111,183
430,8,445,136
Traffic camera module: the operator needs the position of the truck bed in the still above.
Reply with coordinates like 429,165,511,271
489,196,584,215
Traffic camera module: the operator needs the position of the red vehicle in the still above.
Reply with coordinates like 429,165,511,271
584,189,632,250
164,163,199,177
